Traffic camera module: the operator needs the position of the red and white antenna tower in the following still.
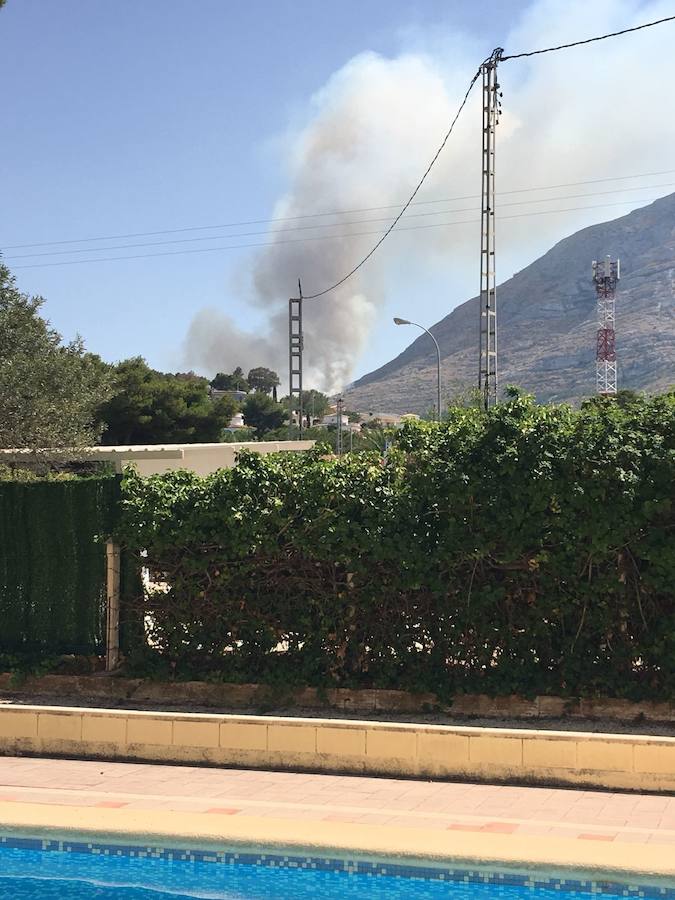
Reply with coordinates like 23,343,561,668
592,255,620,396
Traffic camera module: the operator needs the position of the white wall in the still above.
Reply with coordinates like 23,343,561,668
129,441,314,476
0,441,315,477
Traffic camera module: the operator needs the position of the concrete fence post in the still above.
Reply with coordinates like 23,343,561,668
105,539,121,671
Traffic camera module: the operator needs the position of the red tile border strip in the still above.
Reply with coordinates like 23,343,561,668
578,833,617,841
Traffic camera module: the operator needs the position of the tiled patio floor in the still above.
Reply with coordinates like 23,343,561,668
1,756,675,847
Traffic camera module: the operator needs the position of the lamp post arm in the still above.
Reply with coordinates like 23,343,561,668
407,321,442,422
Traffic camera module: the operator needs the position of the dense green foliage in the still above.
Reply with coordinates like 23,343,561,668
100,357,237,445
242,392,286,436
209,366,281,396
264,424,333,448
118,391,675,698
0,265,113,449
265,422,393,454
0,464,76,483
284,389,331,427
246,367,280,396
0,475,121,659
210,368,249,392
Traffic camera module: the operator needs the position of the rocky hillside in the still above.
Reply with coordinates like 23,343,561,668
345,193,675,413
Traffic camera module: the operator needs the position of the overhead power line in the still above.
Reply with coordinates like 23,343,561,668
10,195,666,270
3,167,675,251
298,13,675,299
5,15,675,288
300,59,487,299
501,14,675,60
5,181,675,261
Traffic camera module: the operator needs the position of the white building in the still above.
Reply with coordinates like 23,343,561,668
227,412,245,429
320,413,358,431
361,412,420,428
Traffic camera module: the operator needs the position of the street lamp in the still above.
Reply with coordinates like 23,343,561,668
393,317,442,422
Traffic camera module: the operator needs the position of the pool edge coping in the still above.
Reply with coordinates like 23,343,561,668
0,801,673,884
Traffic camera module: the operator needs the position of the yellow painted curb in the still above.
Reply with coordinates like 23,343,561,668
0,801,673,881
2,704,675,792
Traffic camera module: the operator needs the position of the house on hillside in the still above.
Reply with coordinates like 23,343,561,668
321,412,352,430
362,412,420,428
210,388,248,403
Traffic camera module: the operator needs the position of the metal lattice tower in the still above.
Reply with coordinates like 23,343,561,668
478,49,503,411
289,280,304,436
336,396,344,456
592,256,620,396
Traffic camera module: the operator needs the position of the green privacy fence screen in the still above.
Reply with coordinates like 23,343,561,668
0,475,122,657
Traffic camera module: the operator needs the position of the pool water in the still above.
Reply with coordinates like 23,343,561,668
0,843,671,900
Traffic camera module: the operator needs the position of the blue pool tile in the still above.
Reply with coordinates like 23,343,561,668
0,835,673,899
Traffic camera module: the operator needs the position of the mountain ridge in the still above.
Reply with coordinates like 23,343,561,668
344,193,675,412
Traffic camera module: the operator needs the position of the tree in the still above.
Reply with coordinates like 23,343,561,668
210,367,249,392
351,426,392,453
614,389,642,408
446,384,484,411
99,358,237,445
263,423,335,450
242,392,286,437
231,366,248,390
303,389,330,425
285,389,331,427
210,373,229,390
0,264,113,448
247,367,280,397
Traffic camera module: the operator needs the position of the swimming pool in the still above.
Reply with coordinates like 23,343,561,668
1,837,673,900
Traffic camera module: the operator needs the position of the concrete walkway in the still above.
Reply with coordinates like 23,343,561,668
1,756,674,847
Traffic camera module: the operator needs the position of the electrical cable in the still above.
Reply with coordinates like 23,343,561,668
6,15,675,289
298,15,675,299
501,13,675,60
3,167,675,251
300,56,489,299
6,181,675,261
10,195,666,270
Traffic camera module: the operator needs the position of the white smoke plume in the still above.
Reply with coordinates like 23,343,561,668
183,0,675,392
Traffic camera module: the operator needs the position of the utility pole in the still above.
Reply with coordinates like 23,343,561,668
478,49,503,411
592,256,620,396
336,396,344,456
289,279,304,438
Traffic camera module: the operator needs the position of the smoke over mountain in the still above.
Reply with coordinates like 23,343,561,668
183,0,675,392
184,51,458,389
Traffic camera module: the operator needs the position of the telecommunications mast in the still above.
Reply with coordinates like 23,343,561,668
592,256,620,396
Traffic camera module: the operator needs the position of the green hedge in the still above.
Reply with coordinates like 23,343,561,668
118,391,675,699
0,475,121,658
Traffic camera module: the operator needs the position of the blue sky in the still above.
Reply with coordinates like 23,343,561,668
2,0,672,389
